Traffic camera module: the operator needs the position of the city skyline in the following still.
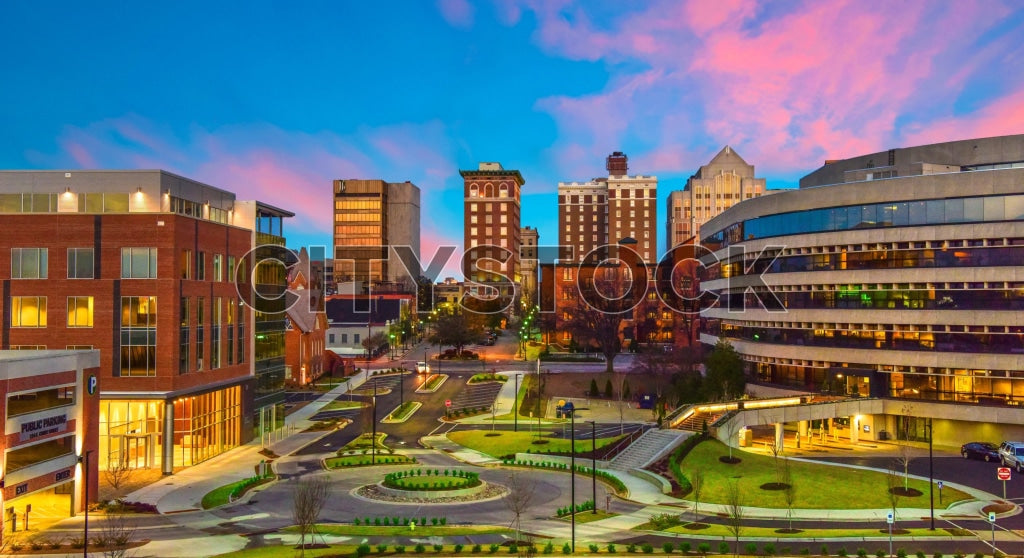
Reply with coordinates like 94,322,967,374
2,1,1024,279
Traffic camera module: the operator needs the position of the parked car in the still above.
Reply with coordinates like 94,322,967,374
961,442,999,462
998,441,1024,471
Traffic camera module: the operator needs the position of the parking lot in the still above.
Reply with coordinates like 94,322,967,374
449,380,503,412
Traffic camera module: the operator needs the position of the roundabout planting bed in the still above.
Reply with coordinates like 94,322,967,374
383,469,481,491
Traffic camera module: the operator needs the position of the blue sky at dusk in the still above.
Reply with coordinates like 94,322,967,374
3,1,1024,279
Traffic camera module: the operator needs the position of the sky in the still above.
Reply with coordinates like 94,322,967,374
2,0,1024,280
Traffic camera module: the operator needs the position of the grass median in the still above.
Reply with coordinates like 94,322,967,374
676,439,973,509
448,429,625,458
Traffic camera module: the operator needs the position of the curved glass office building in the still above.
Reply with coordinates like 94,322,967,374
698,135,1024,442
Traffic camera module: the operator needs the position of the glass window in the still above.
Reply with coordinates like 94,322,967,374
7,386,75,416
1005,195,1024,220
5,435,74,473
120,296,157,377
984,196,1004,221
963,198,984,222
213,254,223,282
181,250,192,279
103,193,129,213
12,248,48,279
197,252,206,280
891,202,909,226
12,296,47,327
121,248,157,278
67,296,94,327
67,248,94,279
945,198,964,223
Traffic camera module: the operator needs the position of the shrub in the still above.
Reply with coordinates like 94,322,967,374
415,543,426,553
47,537,64,550
917,553,926,558
472,545,482,553
383,517,390,526
681,542,691,554
590,544,601,553
765,543,777,555
801,550,811,556
10,540,24,552
857,550,868,558
489,543,501,554
453,544,464,554
974,554,984,558
432,517,439,526
607,544,618,553
822,546,830,556
440,517,447,525
374,517,381,526
642,543,654,554
354,518,361,526
356,543,372,557
70,537,86,549
29,539,43,551
626,543,637,553
746,543,759,555
897,550,907,558
433,544,444,553
720,542,730,554
876,551,886,558
543,542,554,554
510,544,519,554
564,542,574,554
933,553,942,558
663,543,675,554
377,544,389,552
698,543,711,555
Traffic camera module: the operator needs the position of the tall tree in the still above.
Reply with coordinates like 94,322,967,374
428,309,482,356
293,475,331,556
703,339,746,401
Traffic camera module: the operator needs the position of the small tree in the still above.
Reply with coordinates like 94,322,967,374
99,505,136,558
782,458,797,531
503,471,536,545
725,480,744,557
885,465,902,530
589,379,599,397
720,417,743,463
604,379,613,398
690,468,705,524
104,455,134,494
293,476,331,556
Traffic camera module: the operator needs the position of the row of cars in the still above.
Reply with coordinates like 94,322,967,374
960,441,1024,471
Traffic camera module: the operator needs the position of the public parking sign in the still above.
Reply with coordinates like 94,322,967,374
997,467,1012,481
886,512,894,524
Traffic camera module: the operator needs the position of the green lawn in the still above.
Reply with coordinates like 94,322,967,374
387,401,419,421
385,476,478,490
319,400,362,411
560,510,618,524
324,454,415,468
286,524,511,536
200,475,273,509
448,430,624,457
468,373,507,383
340,432,388,451
423,374,445,390
661,523,971,538
678,439,972,509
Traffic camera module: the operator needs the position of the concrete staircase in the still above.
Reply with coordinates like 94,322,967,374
608,428,690,471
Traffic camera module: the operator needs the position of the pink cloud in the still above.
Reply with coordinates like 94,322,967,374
437,0,475,29
44,116,459,247
517,0,1024,177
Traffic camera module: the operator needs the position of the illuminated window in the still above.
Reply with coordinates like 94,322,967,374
213,254,223,282
67,296,94,327
120,296,157,377
12,296,47,327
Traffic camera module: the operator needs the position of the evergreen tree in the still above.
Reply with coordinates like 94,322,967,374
589,379,599,396
604,379,613,398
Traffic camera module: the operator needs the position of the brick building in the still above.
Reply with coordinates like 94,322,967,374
461,163,524,301
0,170,291,474
1,350,100,534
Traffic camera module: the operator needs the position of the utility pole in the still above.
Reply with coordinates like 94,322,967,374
570,410,576,553
514,373,519,432
588,420,596,513
371,377,377,464
928,418,934,530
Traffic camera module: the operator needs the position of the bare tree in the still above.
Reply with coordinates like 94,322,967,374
894,442,914,491
689,468,705,524
724,479,744,557
763,422,785,486
99,506,137,558
104,455,134,494
885,465,902,530
781,458,798,532
503,471,537,546
293,475,331,556
719,416,743,463
614,371,631,435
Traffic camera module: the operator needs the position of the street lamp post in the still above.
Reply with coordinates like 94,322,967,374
570,409,576,553
587,420,596,513
927,418,934,530
371,377,377,465
79,449,93,558
514,373,519,432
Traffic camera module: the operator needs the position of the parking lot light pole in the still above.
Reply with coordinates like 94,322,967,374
570,409,576,553
372,377,377,465
927,418,934,530
587,420,596,513
514,373,519,432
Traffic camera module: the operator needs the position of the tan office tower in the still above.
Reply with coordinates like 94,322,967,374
557,179,608,262
461,163,524,297
519,226,539,308
606,152,658,264
333,179,420,293
666,146,766,249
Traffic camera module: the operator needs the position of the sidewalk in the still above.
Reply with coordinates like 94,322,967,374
126,369,374,513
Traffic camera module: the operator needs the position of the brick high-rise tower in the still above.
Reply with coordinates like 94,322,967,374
461,163,524,298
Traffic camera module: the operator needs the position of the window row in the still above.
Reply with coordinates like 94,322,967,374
723,287,1024,312
704,193,1024,248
